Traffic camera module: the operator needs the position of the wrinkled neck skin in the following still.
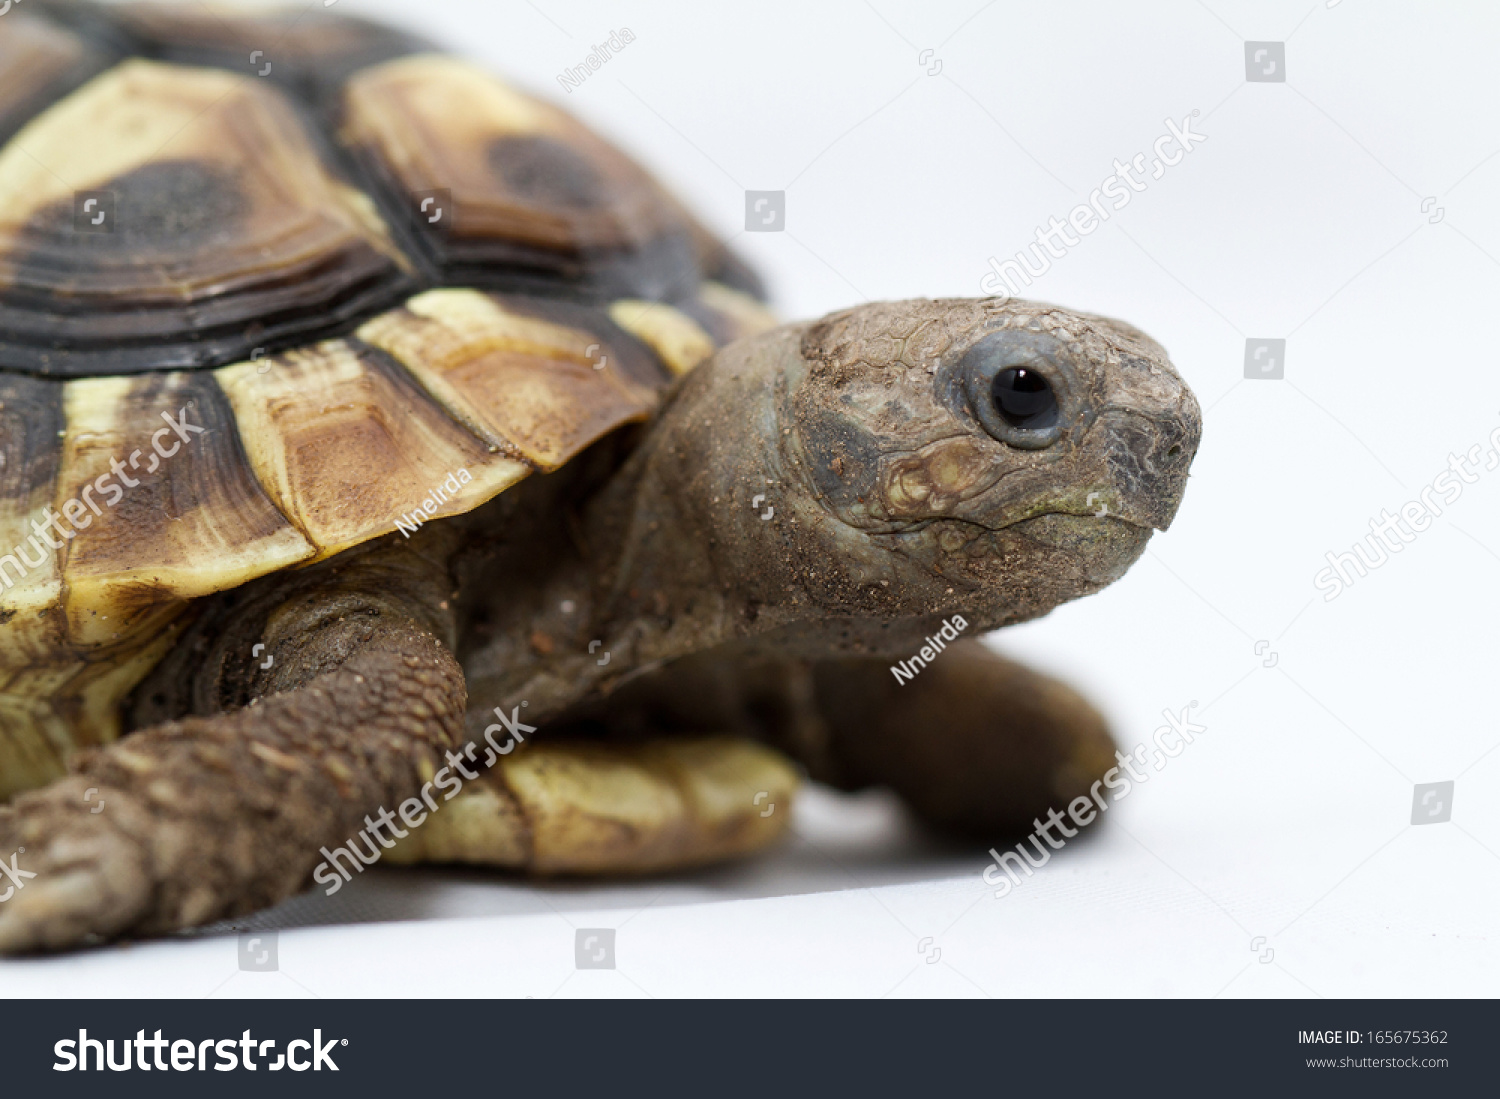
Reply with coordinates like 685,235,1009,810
579,327,850,659
458,325,1147,733
459,329,815,729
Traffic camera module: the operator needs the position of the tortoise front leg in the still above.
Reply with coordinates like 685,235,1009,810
0,595,466,952
801,641,1120,838
566,640,1119,840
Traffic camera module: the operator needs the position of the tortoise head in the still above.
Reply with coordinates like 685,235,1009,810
785,297,1202,616
595,297,1200,657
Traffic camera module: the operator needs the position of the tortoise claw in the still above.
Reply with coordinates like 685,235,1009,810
0,780,153,953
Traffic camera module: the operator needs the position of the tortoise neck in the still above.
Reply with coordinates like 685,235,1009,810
579,328,812,670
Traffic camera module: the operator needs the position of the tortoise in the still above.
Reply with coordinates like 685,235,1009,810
0,1,1201,952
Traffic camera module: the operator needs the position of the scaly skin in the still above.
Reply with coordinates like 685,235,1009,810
0,297,1200,951
0,614,466,952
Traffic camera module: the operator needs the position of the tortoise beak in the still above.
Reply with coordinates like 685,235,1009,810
1095,404,1201,532
1090,341,1202,532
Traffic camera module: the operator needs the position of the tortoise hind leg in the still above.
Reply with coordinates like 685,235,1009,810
0,591,467,953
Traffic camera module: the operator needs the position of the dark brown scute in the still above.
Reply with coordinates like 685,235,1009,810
0,9,762,379
425,222,700,306
0,62,417,377
701,247,766,301
1,164,412,375
488,136,614,211
58,371,305,592
39,0,434,107
340,56,703,305
362,157,702,304
0,373,64,521
677,216,766,302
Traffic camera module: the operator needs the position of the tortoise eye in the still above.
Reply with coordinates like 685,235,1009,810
955,331,1073,450
991,367,1058,431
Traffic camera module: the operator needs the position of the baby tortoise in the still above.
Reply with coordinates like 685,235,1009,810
0,2,1200,950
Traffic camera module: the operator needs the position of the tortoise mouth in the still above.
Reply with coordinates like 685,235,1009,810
1014,506,1152,533
1009,510,1151,543
1007,512,1153,585
922,511,1151,587
921,508,1154,539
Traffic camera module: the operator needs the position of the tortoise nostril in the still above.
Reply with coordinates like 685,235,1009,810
1166,444,1181,459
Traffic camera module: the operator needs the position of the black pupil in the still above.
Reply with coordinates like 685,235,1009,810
991,367,1058,430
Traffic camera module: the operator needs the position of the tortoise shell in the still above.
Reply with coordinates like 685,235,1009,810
0,2,774,799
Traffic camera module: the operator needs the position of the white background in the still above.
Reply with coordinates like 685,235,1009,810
4,0,1498,998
